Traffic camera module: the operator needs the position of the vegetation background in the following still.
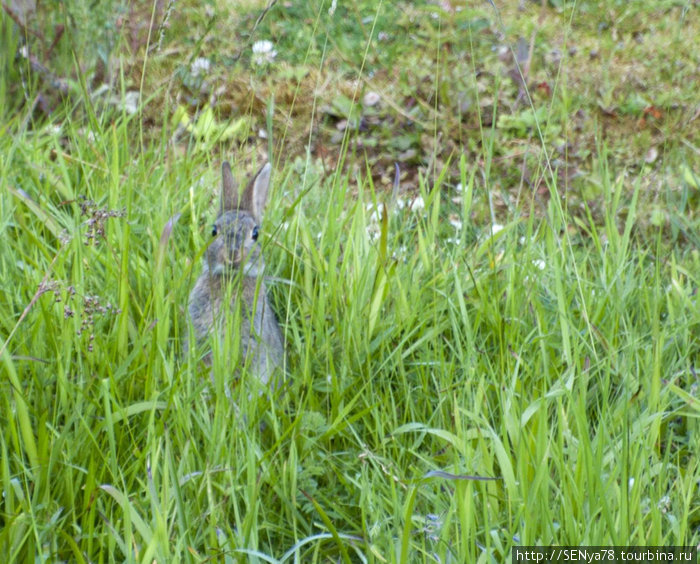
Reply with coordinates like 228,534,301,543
1,0,699,562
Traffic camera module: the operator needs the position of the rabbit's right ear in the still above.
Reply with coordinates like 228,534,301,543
221,161,239,213
241,162,271,222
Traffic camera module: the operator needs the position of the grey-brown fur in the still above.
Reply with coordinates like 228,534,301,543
187,161,284,386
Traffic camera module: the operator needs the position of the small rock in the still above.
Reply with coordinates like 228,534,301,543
363,91,380,106
644,147,658,164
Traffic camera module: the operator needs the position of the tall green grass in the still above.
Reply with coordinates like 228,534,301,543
1,2,699,563
2,111,698,561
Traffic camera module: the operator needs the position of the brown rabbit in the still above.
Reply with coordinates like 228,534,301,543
187,161,284,386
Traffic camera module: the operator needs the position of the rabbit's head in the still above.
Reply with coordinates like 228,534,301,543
206,162,271,278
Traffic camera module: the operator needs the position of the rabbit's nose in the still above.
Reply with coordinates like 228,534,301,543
231,245,249,265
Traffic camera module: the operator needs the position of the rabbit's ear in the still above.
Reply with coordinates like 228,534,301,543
242,163,271,222
221,161,239,213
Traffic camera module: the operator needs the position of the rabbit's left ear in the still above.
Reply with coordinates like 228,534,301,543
221,161,239,213
243,163,271,222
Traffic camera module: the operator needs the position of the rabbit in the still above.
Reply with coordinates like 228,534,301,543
187,161,285,387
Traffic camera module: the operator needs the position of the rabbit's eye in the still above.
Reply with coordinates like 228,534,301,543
251,226,259,241
211,224,218,237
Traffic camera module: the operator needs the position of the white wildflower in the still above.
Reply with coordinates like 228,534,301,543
252,40,277,66
657,495,671,513
122,91,140,115
409,196,425,212
190,57,211,77
392,245,408,260
368,208,381,224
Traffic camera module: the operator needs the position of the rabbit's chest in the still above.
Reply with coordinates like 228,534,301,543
193,278,265,336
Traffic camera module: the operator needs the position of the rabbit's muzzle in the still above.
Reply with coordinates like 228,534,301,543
206,235,261,276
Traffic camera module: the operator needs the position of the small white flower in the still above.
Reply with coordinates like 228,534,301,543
490,223,504,235
252,40,277,66
448,214,462,231
455,182,464,193
392,245,408,259
532,259,546,270
657,495,671,513
253,40,275,55
409,196,425,212
190,57,211,77
122,91,140,115
368,209,381,224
